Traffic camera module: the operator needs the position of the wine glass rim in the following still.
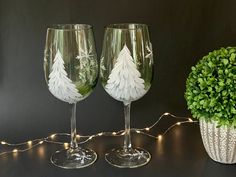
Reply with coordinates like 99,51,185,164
47,24,92,31
105,23,148,30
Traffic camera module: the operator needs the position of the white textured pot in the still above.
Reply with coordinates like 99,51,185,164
199,119,236,164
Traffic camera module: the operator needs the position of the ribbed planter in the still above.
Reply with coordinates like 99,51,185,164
199,119,236,164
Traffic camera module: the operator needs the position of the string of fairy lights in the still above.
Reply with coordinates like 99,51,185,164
0,112,198,156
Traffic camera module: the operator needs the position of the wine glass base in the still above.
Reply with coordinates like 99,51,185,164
105,147,151,168
51,148,97,169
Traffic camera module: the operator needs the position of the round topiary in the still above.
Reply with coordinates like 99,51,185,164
185,47,236,128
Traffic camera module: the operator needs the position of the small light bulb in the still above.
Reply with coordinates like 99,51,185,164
188,118,193,122
164,112,169,116
112,132,116,135
158,135,162,140
12,149,18,153
120,131,125,135
1,141,6,145
145,127,150,131
136,130,141,133
39,141,44,144
76,135,80,138
98,133,103,136
177,122,181,125
64,143,69,148
88,136,93,140
27,141,32,145
50,134,56,139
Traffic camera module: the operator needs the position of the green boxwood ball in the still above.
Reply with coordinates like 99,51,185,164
185,47,236,128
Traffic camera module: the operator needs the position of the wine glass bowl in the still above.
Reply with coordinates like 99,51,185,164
44,24,98,169
44,24,98,103
100,23,154,168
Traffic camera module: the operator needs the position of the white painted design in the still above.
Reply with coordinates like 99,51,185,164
48,50,82,104
76,44,94,60
100,57,106,71
105,45,146,102
75,45,97,85
100,57,106,78
145,42,153,66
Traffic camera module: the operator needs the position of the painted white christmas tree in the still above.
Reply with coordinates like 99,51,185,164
105,45,146,102
48,50,82,104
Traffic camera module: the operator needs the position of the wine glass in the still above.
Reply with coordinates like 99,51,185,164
44,24,98,169
100,23,154,168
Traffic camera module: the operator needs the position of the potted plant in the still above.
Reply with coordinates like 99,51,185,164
185,47,236,164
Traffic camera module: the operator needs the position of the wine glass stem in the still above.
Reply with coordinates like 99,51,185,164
124,102,132,151
70,103,78,149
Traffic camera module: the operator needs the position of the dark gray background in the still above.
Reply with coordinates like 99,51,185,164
0,0,235,177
